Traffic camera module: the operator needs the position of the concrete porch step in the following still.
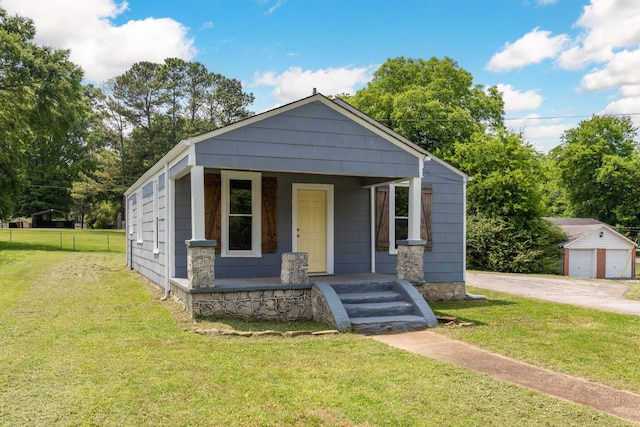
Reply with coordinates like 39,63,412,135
331,282,392,294
338,290,403,304
312,280,438,334
349,315,431,334
343,301,414,317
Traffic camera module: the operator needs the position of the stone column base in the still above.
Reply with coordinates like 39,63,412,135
396,239,426,283
281,252,309,285
186,239,217,289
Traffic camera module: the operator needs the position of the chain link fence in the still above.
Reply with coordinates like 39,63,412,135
0,229,125,253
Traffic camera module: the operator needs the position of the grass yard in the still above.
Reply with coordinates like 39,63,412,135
0,229,125,253
431,287,640,395
0,244,638,425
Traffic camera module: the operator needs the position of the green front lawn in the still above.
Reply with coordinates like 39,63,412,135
0,248,637,426
0,228,125,253
432,288,640,395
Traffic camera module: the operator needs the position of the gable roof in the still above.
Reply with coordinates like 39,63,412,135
125,93,467,195
545,217,635,247
331,98,468,180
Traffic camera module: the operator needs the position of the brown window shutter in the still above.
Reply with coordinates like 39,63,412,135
204,173,222,253
376,186,389,251
261,176,278,253
421,183,433,251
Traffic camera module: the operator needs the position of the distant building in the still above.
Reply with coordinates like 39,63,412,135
546,218,636,279
31,209,74,229
2,217,32,228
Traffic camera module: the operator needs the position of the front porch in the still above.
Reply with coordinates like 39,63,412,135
169,258,464,333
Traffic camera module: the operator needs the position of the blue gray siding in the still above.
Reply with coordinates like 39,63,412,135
212,172,370,278
195,101,420,178
170,155,189,178
125,97,466,288
174,175,191,278
127,172,168,287
376,160,466,282
129,162,465,285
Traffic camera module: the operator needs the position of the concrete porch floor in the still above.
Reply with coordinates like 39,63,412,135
171,273,397,293
217,272,397,287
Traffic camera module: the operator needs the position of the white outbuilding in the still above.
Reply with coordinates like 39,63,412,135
547,218,636,279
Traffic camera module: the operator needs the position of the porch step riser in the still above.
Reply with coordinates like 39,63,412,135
331,282,392,294
339,291,403,304
344,302,414,318
323,281,437,334
350,315,430,334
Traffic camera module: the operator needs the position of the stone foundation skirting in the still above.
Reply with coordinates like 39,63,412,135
192,289,312,320
310,286,337,329
414,282,467,301
170,280,314,321
168,278,467,323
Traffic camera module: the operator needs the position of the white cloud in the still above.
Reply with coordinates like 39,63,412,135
507,114,573,152
558,0,640,70
486,27,569,73
496,84,544,113
265,0,286,15
580,49,640,92
601,96,640,115
0,0,196,83
252,65,375,103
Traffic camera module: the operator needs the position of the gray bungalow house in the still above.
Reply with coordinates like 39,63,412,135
124,93,470,333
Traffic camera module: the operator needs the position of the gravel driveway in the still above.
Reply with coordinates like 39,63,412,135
466,271,640,316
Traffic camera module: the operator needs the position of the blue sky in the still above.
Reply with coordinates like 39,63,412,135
2,0,640,152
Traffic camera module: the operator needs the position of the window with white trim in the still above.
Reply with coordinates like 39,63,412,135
128,195,135,235
153,179,159,254
221,170,262,257
136,189,143,243
389,182,409,254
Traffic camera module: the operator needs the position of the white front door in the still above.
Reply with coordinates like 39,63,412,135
292,184,334,274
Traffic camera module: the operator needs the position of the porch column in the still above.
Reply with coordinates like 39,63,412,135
190,165,205,240
186,239,217,289
396,239,426,283
407,176,421,240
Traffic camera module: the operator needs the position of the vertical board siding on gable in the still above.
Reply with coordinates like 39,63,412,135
195,101,420,178
376,160,466,282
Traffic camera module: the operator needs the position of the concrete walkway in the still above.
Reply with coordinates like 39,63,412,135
466,271,640,315
373,273,640,424
373,331,640,424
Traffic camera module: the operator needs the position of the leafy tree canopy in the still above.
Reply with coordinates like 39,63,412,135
346,56,504,156
550,115,640,228
449,130,547,225
1,8,88,218
450,130,565,273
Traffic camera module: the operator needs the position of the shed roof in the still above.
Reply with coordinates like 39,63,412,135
545,217,634,247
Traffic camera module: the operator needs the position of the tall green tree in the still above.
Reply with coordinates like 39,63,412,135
450,130,546,225
551,115,639,228
346,56,504,156
105,58,255,184
450,130,565,273
0,8,89,218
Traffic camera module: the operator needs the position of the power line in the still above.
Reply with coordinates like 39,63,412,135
505,112,640,121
